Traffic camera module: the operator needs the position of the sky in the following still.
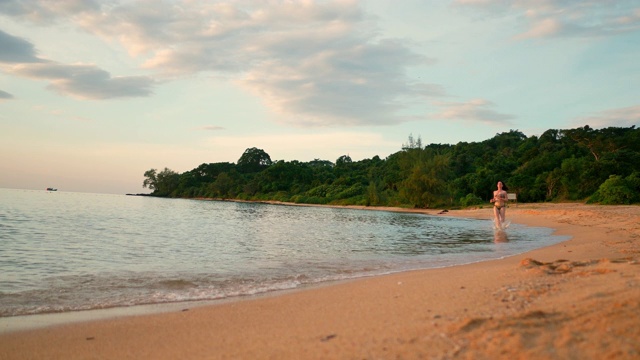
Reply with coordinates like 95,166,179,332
1,0,639,195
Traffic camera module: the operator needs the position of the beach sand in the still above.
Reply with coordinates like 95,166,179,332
1,203,639,359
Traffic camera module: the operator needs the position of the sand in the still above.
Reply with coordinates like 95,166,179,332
1,203,639,359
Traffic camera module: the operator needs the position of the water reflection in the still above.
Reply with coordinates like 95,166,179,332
342,213,496,256
233,201,269,218
494,229,509,243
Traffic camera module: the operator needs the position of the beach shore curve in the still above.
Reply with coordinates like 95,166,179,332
1,203,638,359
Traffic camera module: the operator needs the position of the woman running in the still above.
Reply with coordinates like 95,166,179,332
490,181,508,228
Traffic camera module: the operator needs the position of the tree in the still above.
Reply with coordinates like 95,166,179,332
258,160,313,193
366,180,383,206
141,126,640,207
400,153,451,208
306,159,335,186
211,172,234,198
334,155,354,180
335,155,352,166
237,147,272,173
507,173,535,202
562,125,635,162
143,169,158,190
143,168,179,196
402,133,422,150
544,169,562,200
191,162,235,182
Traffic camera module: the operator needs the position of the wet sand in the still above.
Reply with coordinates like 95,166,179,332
1,203,639,359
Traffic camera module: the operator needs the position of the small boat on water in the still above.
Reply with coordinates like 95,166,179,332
46,187,58,191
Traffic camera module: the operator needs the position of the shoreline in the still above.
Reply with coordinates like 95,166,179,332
1,203,639,359
0,201,558,331
0,203,562,333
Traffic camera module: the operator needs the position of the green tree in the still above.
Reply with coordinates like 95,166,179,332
400,153,450,208
588,175,636,205
506,173,535,202
142,169,158,190
238,147,272,173
562,125,632,162
143,167,179,196
211,172,234,198
141,127,640,207
366,180,383,206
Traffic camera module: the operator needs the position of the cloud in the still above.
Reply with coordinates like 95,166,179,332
519,18,563,38
572,105,640,128
454,0,640,39
430,99,515,125
8,62,155,99
0,89,14,100
240,38,437,127
0,29,43,63
0,0,101,24
2,1,440,126
617,8,640,26
0,29,156,100
134,2,438,126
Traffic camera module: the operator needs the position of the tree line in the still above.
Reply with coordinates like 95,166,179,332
142,125,640,207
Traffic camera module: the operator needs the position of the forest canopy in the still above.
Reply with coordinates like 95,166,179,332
142,126,640,208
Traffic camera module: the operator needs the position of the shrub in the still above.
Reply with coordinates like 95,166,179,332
335,183,365,200
272,191,290,202
625,172,640,193
306,185,330,198
588,175,637,205
460,193,484,207
301,196,328,204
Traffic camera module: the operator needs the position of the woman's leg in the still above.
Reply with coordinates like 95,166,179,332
493,206,502,227
500,207,506,223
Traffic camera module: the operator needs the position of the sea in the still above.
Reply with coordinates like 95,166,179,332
0,188,568,321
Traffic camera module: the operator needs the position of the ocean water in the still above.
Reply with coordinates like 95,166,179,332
0,188,568,317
